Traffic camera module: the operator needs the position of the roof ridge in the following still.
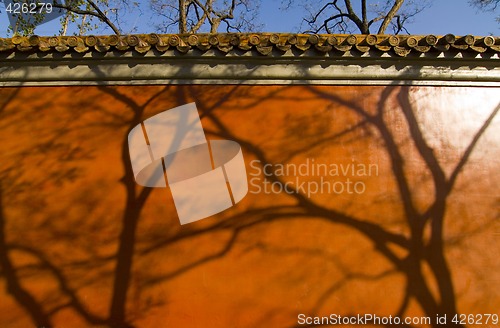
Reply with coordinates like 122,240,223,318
1,33,499,56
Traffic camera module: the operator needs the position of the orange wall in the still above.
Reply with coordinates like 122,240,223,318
0,85,498,327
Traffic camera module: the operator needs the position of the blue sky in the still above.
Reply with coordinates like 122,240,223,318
0,0,498,37
263,0,499,35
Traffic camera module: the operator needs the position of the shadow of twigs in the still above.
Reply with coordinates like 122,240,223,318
0,85,498,328
0,183,52,327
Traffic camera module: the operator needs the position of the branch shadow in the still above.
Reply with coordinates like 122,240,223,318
0,83,498,328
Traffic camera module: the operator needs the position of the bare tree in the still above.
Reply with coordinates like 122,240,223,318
52,0,123,35
7,0,128,35
469,0,500,24
470,0,499,9
299,0,431,34
6,0,260,36
150,0,260,33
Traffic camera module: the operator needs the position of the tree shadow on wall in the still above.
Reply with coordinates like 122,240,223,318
0,85,172,327
182,85,499,328
136,84,499,327
0,86,105,327
0,84,498,328
298,86,499,326
0,84,298,328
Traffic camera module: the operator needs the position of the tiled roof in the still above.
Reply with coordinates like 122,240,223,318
1,33,499,57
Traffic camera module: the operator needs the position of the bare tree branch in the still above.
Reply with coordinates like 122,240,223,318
178,0,187,33
361,0,367,29
377,0,404,34
300,0,430,35
151,0,258,33
51,1,121,35
344,0,367,33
